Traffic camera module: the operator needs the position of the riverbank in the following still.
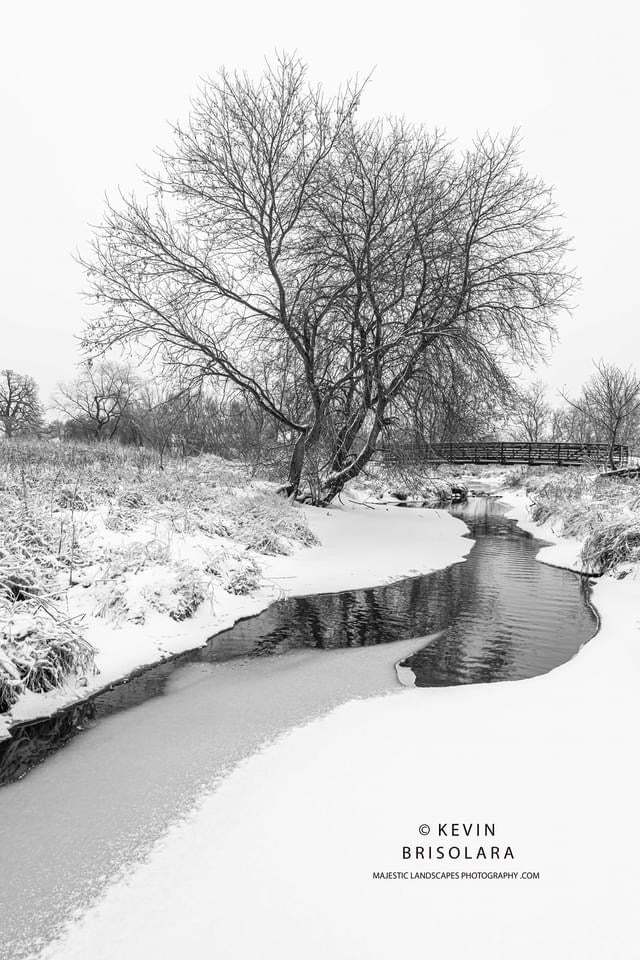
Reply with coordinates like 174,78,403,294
1,444,472,736
36,479,640,960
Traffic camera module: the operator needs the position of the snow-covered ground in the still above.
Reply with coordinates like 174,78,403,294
502,487,586,572
2,494,471,734
34,486,640,960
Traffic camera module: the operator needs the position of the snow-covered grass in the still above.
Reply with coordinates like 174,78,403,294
0,440,472,733
35,471,640,960
0,440,319,721
500,466,640,574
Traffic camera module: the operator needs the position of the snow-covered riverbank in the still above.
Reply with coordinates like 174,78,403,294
37,485,640,960
2,489,471,735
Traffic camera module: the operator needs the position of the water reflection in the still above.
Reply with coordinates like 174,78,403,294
210,496,597,685
0,496,597,785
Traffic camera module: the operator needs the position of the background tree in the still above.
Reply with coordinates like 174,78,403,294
54,361,138,440
0,369,43,438
563,361,640,467
81,55,575,501
385,349,512,453
510,380,551,442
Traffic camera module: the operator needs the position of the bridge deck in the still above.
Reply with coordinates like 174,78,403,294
384,441,629,467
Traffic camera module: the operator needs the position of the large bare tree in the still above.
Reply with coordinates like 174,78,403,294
81,54,575,501
0,369,43,438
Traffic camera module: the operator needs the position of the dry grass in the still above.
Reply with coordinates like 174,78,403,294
142,565,208,622
506,466,640,574
0,439,320,711
0,598,94,712
581,520,640,574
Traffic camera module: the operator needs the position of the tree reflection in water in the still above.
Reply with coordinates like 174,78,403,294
211,497,597,686
0,497,597,784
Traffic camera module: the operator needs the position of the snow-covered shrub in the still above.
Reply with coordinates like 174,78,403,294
0,600,95,712
582,520,640,574
234,492,319,554
502,466,530,488
225,559,262,595
509,467,640,574
0,563,42,602
104,539,171,578
94,582,129,624
56,487,91,510
142,565,207,621
203,548,262,595
119,490,147,509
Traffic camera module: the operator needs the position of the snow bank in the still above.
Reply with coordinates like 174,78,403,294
37,488,640,960
2,494,472,734
262,498,471,596
501,487,586,572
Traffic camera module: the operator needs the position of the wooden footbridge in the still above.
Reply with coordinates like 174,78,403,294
383,441,629,468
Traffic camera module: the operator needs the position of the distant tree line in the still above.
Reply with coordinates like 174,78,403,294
3,357,638,474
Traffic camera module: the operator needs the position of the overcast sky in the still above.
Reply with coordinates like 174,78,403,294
2,0,638,411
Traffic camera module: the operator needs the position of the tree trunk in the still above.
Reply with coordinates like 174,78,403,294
319,405,386,503
608,427,618,469
331,409,367,471
280,430,307,498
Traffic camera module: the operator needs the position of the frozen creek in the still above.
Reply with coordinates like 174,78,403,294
0,495,597,960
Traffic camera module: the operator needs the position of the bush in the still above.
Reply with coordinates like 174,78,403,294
143,565,207,621
0,600,94,712
581,521,640,574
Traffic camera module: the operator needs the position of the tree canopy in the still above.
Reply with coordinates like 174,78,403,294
0,369,42,438
82,54,575,501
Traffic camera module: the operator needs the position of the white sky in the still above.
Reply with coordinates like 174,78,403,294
1,0,638,411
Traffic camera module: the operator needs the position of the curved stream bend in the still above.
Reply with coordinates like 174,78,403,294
0,494,598,960
0,495,597,788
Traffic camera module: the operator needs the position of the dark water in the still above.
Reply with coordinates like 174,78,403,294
0,496,597,786
203,495,597,683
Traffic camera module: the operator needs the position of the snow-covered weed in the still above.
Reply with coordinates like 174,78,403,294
507,467,640,574
581,520,640,574
142,565,208,621
93,582,130,624
0,599,94,712
0,440,320,709
203,548,262,595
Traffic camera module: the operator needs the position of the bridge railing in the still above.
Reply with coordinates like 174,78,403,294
378,441,629,467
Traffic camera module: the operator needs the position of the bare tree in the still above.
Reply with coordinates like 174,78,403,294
81,55,575,501
0,369,43,438
54,362,138,440
386,347,512,452
510,380,551,442
563,361,640,467
130,382,194,466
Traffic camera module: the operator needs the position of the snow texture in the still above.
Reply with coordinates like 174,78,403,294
35,487,640,960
